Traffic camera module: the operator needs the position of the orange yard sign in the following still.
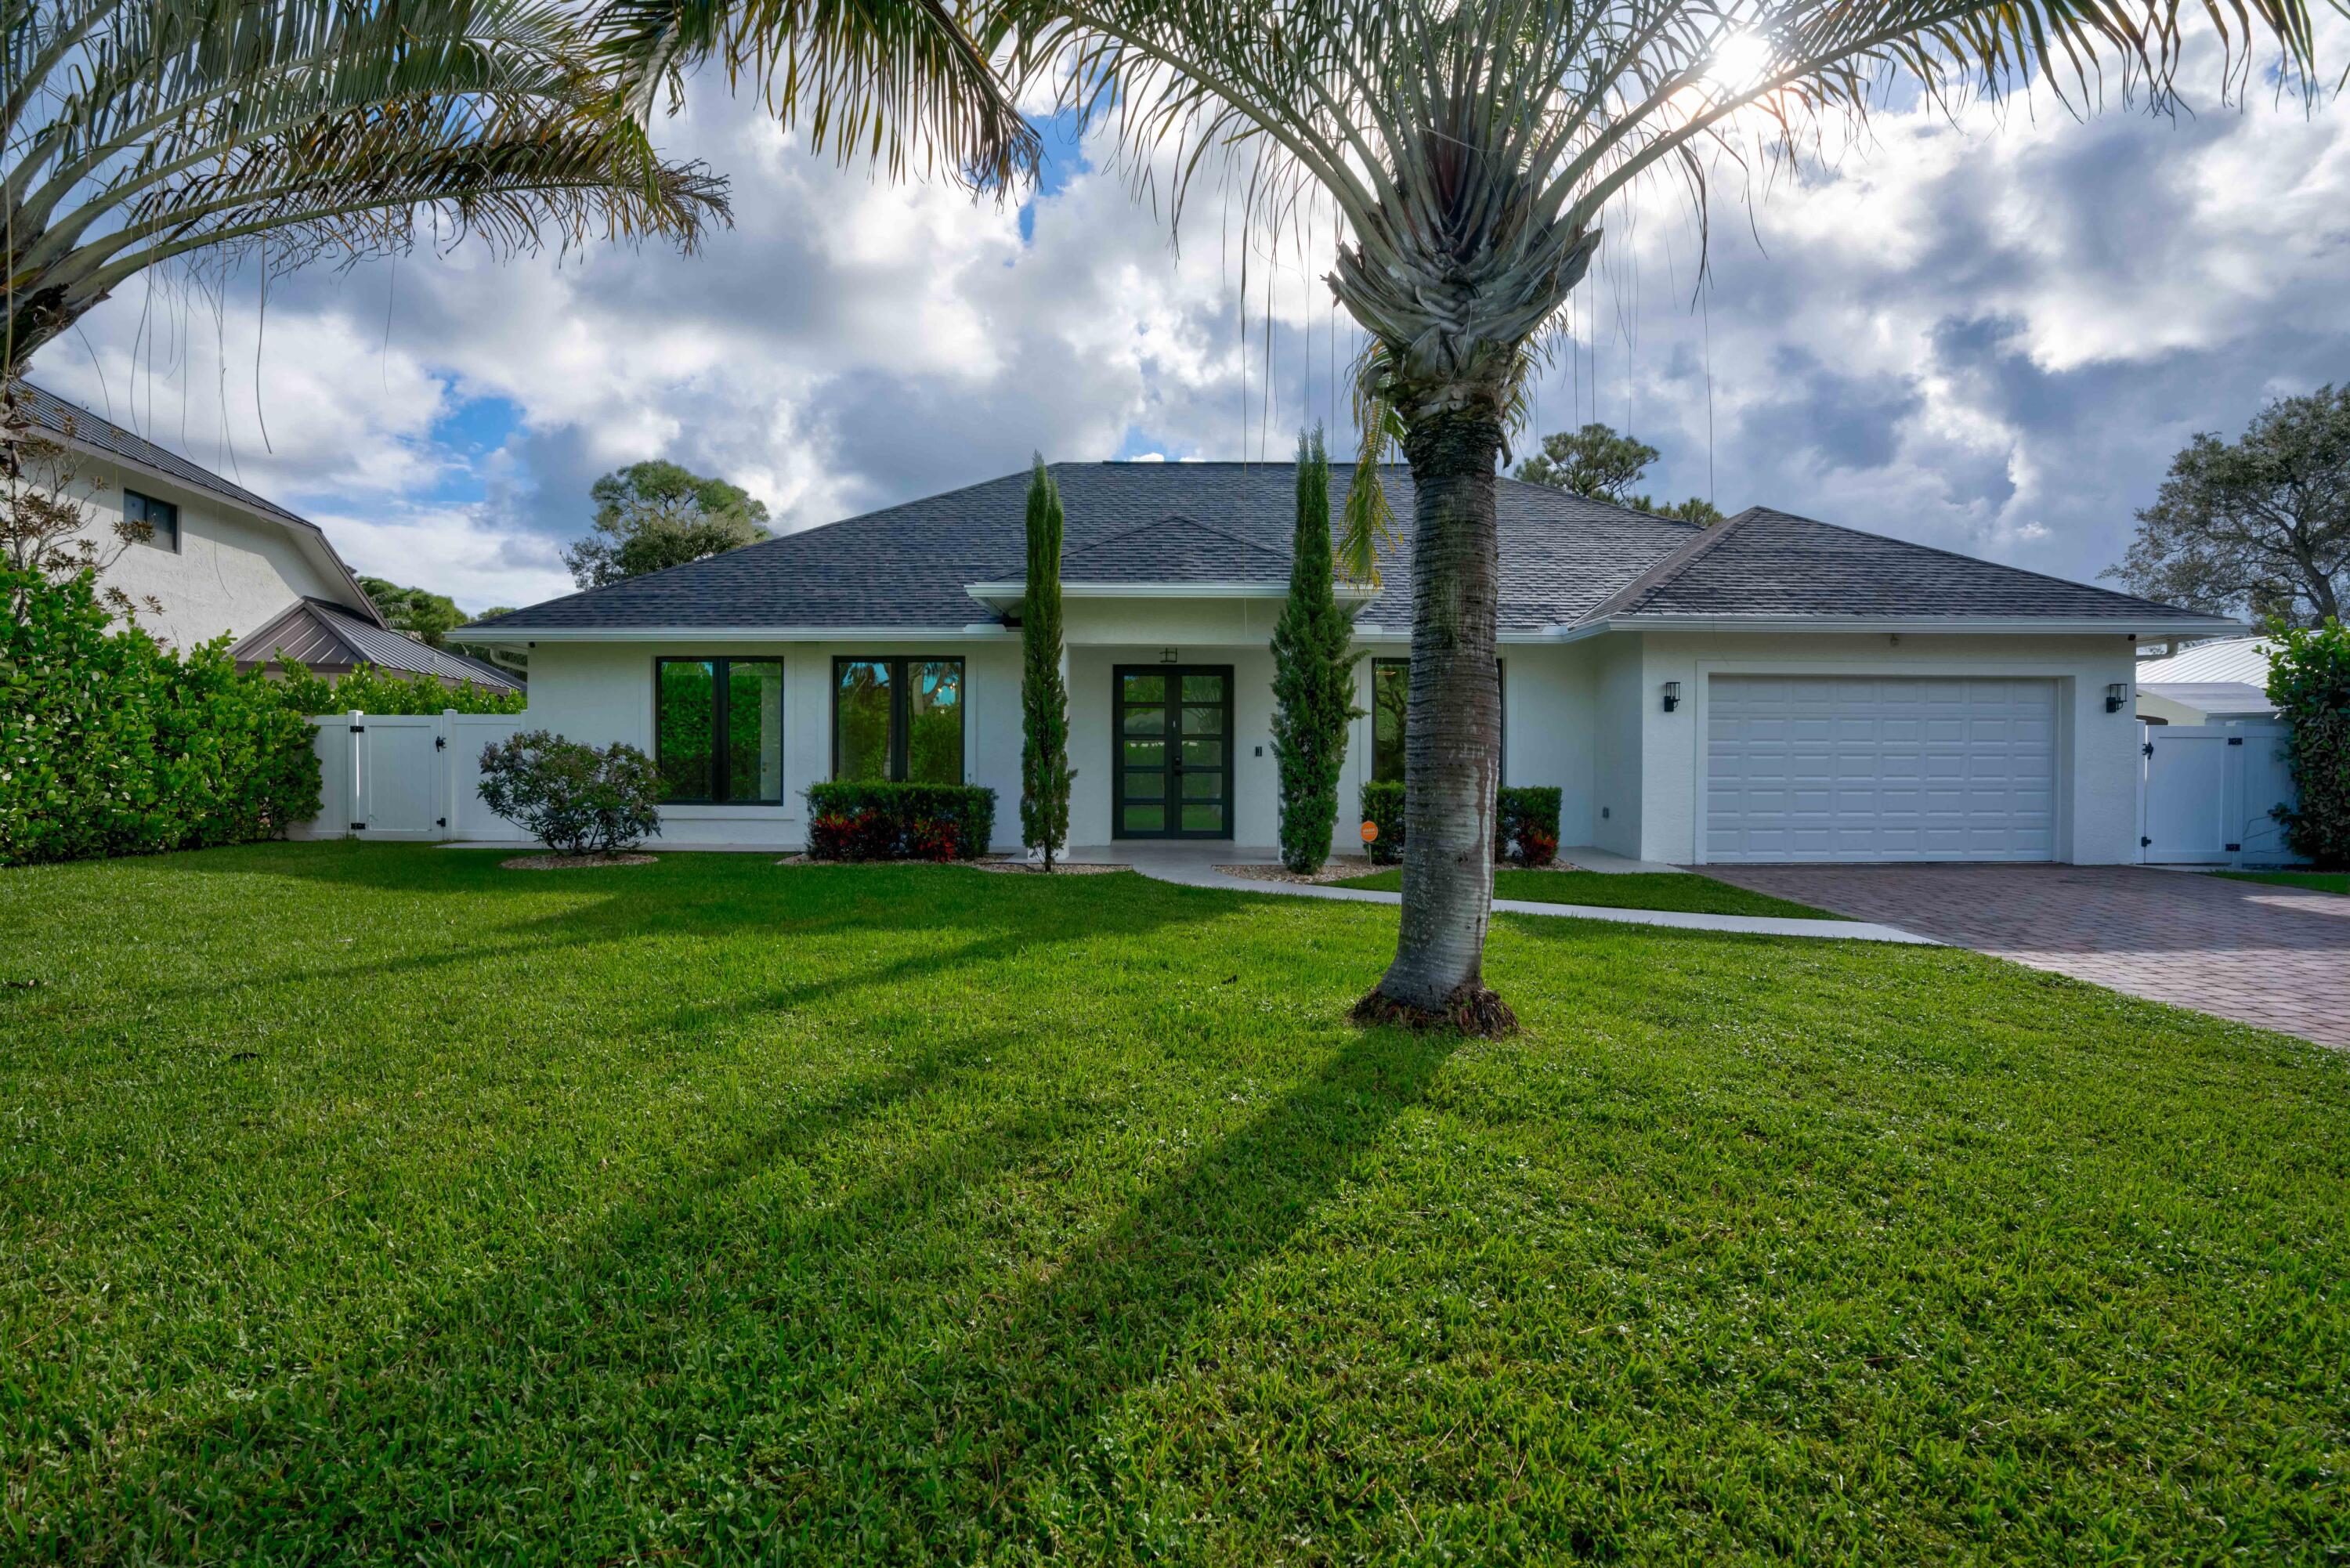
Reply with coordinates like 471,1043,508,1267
1359,822,1379,843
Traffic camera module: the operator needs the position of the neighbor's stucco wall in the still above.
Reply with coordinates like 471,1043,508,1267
68,453,345,649
1610,630,2144,866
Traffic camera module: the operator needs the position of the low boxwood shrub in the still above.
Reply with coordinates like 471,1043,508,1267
476,730,660,856
1356,782,1562,867
805,781,996,862
2267,617,2349,868
1,567,322,865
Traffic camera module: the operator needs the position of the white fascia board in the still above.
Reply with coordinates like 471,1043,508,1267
449,624,1018,645
1543,614,2248,643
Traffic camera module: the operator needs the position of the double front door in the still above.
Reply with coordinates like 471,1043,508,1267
1114,666,1233,839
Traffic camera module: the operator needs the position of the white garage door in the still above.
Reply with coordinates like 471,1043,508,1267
1705,676,2058,863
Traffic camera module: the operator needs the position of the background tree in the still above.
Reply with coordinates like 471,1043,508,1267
3,0,725,450
1515,424,1659,500
2106,387,2350,625
1270,428,1358,873
2263,616,2350,869
1018,457,1073,869
671,0,2330,1031
564,460,772,587
359,577,467,649
1517,424,1724,524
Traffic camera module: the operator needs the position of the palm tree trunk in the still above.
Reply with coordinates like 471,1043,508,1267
1356,401,1515,1035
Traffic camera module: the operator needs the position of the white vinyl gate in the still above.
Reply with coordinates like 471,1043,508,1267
2138,722,2301,866
1704,675,2059,863
291,710,526,842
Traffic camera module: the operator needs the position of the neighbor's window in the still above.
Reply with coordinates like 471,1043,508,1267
1370,658,1505,784
124,489,179,551
833,656,964,783
655,657,784,804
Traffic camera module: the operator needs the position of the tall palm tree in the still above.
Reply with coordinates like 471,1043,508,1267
3,0,732,398
643,0,2330,1030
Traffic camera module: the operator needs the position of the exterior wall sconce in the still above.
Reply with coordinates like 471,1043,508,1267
2106,682,2128,714
1661,681,1682,713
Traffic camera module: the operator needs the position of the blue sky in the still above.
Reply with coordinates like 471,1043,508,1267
31,39,2350,613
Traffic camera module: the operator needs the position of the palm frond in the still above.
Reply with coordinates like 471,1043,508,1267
4,0,728,373
595,0,1038,189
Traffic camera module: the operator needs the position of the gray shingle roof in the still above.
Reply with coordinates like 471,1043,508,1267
466,467,2228,638
233,598,522,691
13,380,386,628
1589,506,2236,627
467,462,1698,635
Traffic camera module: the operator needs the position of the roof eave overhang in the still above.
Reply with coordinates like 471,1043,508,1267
1544,613,2249,644
450,623,1021,645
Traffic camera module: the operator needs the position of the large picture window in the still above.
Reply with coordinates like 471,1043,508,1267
655,658,784,804
833,657,964,783
1370,658,1505,785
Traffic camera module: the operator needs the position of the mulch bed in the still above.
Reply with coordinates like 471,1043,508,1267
501,853,658,870
1216,856,1382,885
772,854,1130,875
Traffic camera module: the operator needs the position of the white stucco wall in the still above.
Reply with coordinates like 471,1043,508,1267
68,454,345,649
1610,630,2145,865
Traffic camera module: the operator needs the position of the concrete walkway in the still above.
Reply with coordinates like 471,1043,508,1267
1061,843,1936,945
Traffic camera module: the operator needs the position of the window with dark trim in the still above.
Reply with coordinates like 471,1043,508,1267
833,656,964,783
1370,657,1506,784
654,657,784,804
125,489,179,551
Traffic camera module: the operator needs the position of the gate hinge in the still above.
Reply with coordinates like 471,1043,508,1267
350,822,367,833
349,724,366,733
2225,843,2241,852
435,735,447,750
436,817,447,829
2227,736,2243,746
2140,835,2152,847
2142,741,2154,757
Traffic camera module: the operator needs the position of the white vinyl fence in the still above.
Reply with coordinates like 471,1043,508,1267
2138,721,2304,867
291,710,528,843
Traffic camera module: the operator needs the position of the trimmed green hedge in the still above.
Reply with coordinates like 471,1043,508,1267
273,659,525,716
2267,617,2349,868
1358,781,1562,867
805,781,996,862
2,568,321,865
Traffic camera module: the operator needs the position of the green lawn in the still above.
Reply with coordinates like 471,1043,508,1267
1336,866,1846,919
2218,869,2350,897
4,844,2346,1563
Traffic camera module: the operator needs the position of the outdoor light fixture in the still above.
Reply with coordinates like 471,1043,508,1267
2106,682,2129,714
1661,681,1682,713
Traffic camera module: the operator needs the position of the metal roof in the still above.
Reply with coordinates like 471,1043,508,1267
2137,636,2275,686
233,598,522,691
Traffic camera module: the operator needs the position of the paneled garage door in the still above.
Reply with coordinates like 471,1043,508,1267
1705,676,2058,863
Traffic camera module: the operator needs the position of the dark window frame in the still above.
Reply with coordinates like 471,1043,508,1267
830,655,967,783
1111,663,1236,840
125,487,179,553
1371,656,1506,784
653,656,786,805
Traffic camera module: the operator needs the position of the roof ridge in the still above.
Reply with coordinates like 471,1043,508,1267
1574,508,1750,623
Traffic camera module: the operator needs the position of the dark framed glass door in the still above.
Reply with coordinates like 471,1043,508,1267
1113,666,1234,839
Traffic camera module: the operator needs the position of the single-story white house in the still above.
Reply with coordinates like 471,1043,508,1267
458,464,2238,865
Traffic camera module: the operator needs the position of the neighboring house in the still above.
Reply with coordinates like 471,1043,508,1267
458,464,2236,864
18,382,518,693
2134,636,2276,726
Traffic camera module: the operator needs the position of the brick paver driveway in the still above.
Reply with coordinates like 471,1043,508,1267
1700,864,2350,1048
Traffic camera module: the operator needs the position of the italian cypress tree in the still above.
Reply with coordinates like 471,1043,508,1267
1020,457,1075,869
1271,428,1361,873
